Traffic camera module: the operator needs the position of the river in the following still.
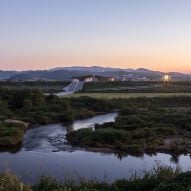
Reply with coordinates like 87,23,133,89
0,113,191,184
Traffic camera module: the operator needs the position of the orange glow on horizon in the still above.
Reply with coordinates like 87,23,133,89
0,54,191,73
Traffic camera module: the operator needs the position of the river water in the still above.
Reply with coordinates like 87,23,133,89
0,113,191,183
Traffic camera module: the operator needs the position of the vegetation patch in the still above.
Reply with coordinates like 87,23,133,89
2,166,191,191
81,81,191,93
1,87,191,153
0,122,25,146
73,92,191,99
67,96,191,154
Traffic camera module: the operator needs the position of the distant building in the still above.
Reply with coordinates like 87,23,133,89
72,75,115,82
121,74,134,81
73,75,94,82
120,75,151,82
135,77,151,82
72,78,80,82
95,76,115,82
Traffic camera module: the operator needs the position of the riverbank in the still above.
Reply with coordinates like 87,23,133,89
0,88,117,147
67,96,191,156
1,88,191,155
67,132,191,157
0,111,106,148
81,138,190,156
71,138,191,157
1,166,191,191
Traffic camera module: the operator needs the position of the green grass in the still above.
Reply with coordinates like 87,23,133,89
0,81,70,93
0,166,183,191
81,81,191,93
67,98,191,154
72,93,191,99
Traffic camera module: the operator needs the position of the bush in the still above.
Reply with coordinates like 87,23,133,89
33,176,64,191
0,167,185,191
0,122,25,146
154,182,185,191
0,172,31,191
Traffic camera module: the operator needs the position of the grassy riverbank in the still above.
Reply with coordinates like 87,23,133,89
0,88,114,146
67,96,191,155
1,87,191,154
1,166,191,191
0,88,114,125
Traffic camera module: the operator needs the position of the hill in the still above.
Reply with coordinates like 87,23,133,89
0,66,189,81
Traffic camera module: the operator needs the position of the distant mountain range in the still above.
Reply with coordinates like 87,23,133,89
0,66,190,81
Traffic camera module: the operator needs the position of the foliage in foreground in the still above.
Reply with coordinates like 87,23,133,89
31,167,191,191
2,166,191,191
0,171,31,191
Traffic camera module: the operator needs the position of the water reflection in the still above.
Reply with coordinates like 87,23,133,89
170,154,180,163
114,152,144,160
23,113,118,152
0,113,190,183
66,123,74,133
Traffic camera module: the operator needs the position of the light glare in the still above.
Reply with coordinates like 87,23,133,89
163,74,170,82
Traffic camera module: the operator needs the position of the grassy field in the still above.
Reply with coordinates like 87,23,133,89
72,92,191,99
81,81,191,93
0,81,70,93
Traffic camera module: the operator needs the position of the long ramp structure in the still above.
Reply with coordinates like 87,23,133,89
57,80,85,96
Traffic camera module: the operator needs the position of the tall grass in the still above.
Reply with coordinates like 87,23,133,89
0,166,189,191
0,171,31,191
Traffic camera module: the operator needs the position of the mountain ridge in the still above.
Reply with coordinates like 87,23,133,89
0,66,190,81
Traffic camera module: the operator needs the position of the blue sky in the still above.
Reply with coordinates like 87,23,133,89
0,0,191,72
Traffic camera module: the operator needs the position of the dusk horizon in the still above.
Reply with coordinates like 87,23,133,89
2,1,191,189
1,65,191,74
1,0,191,73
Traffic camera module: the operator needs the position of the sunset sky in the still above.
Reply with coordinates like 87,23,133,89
1,0,191,72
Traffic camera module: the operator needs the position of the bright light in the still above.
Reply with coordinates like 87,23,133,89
163,74,170,82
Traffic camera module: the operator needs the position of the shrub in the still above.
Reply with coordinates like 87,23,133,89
0,172,31,191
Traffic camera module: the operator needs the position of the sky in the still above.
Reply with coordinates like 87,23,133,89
1,0,191,72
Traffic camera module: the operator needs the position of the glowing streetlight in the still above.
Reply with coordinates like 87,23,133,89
163,74,170,82
162,74,171,83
